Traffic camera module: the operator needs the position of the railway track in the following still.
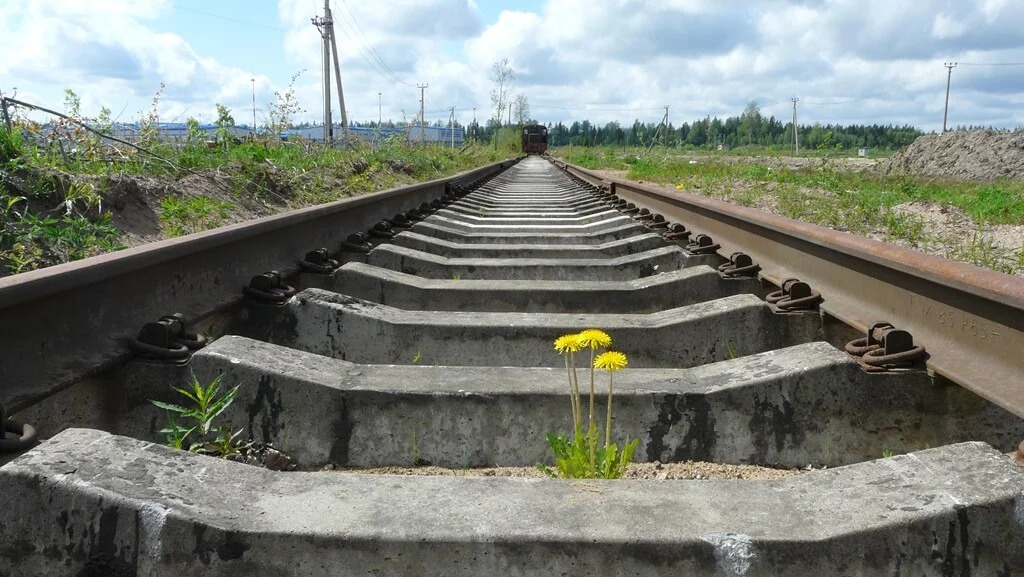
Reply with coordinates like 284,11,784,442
2,155,1024,575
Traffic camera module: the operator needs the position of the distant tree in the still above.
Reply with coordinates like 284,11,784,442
95,106,112,135
267,69,306,137
513,93,530,126
186,117,203,145
739,101,763,146
214,104,234,147
489,59,515,127
601,121,622,145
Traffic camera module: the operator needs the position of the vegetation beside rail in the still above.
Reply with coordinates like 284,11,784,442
0,94,521,277
555,147,1024,276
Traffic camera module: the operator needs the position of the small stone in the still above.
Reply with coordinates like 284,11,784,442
321,463,336,471
263,448,292,471
653,461,663,470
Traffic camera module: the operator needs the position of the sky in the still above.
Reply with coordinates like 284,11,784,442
2,0,1023,133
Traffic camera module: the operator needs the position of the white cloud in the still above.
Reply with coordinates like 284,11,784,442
2,0,1023,131
932,13,967,40
0,0,272,123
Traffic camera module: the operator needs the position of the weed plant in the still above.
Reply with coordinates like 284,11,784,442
150,374,247,459
160,195,234,237
541,329,637,479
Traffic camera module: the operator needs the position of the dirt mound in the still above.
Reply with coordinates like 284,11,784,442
879,129,1024,180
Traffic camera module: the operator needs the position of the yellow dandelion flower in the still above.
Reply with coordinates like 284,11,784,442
594,351,628,371
554,333,583,354
577,329,612,349
675,184,684,190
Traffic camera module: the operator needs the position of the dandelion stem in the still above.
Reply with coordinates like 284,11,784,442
605,372,614,447
572,356,583,435
566,354,581,434
588,347,596,468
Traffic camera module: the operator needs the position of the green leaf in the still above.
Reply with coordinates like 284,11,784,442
150,400,188,414
173,384,201,406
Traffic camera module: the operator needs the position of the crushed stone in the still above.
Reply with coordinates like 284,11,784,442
879,129,1024,180
326,460,808,481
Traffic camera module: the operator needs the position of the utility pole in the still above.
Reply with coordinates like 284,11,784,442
312,0,348,144
251,78,257,135
312,5,332,142
943,62,957,133
507,103,511,126
449,107,456,148
664,105,670,148
644,107,670,156
378,91,382,126
1,90,11,132
791,97,800,155
417,83,428,143
327,5,347,141
472,107,476,142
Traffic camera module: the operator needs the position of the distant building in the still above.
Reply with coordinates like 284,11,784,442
107,122,250,142
34,121,463,148
282,124,464,147
858,147,869,157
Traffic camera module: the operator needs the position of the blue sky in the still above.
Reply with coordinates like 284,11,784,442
2,0,1023,132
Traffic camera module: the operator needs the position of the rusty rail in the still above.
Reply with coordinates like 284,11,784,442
559,161,1024,418
0,159,516,413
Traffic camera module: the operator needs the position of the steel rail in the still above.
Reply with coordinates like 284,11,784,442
0,159,516,413
559,161,1024,418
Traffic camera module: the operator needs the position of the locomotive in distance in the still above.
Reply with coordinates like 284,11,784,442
522,124,548,154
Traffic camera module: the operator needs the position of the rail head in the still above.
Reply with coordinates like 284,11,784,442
560,161,1024,418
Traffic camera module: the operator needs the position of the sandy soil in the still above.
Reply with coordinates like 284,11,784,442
880,129,1024,180
325,460,808,481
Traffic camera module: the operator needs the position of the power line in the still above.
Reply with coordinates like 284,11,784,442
958,62,1024,66
173,5,286,31
336,0,414,87
332,19,400,84
803,91,896,106
332,18,407,87
338,0,412,84
531,103,664,112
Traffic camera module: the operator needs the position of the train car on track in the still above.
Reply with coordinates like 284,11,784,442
522,124,548,154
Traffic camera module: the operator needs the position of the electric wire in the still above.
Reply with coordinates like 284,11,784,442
337,0,415,87
531,103,665,112
173,4,286,31
958,62,1024,66
332,18,408,87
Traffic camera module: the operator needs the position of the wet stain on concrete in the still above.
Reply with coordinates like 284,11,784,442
192,526,251,565
78,507,135,577
646,394,716,462
938,505,971,577
247,375,284,442
217,532,251,561
329,400,353,465
265,307,300,347
748,393,805,461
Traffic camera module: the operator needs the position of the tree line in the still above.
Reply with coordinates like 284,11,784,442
275,97,928,152
545,101,923,152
